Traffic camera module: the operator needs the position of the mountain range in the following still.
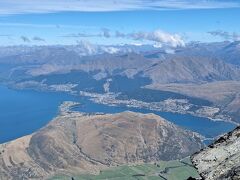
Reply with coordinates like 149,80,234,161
1,41,240,123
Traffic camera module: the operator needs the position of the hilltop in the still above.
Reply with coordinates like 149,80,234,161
0,103,203,179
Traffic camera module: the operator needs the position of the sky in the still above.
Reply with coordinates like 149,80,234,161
0,0,240,46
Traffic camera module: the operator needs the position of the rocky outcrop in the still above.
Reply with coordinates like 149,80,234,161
0,109,203,180
192,126,240,180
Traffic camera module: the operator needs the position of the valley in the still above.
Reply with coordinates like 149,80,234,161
50,157,200,180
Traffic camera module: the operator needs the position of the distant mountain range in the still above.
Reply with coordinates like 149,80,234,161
0,40,240,63
1,41,240,81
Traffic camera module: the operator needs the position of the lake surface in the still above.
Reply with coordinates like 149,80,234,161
0,85,236,144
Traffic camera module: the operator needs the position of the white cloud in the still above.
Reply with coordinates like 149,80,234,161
20,36,31,42
102,28,111,38
32,36,45,41
0,0,239,15
116,30,185,47
102,47,120,54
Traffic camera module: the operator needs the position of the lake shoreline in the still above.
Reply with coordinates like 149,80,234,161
0,84,237,144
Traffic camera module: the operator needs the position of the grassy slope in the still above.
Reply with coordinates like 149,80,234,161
49,158,199,180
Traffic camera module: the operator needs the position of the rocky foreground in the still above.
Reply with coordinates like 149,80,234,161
192,126,240,180
0,103,203,179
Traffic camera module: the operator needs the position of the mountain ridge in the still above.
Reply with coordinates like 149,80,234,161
0,103,204,180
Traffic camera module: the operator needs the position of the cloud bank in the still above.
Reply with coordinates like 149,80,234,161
116,30,185,47
0,0,239,15
62,29,185,47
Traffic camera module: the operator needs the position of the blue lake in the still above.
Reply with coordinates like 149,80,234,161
0,85,236,144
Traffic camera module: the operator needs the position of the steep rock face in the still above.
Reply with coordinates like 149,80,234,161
192,126,240,180
0,111,203,180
